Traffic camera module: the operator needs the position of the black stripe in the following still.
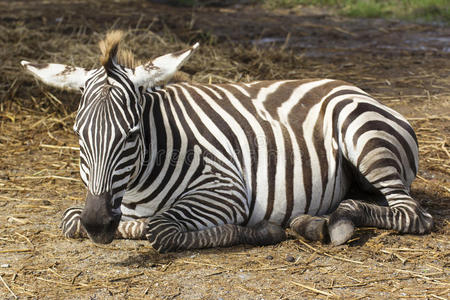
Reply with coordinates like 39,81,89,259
353,120,416,175
357,138,404,176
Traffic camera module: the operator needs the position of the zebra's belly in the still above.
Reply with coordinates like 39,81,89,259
120,144,351,227
120,165,351,227
244,158,351,227
247,186,348,227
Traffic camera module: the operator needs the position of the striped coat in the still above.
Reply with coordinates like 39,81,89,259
119,79,413,226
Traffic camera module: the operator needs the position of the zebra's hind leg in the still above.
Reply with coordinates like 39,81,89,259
290,192,433,246
326,193,433,245
321,139,434,245
146,215,286,253
61,207,147,240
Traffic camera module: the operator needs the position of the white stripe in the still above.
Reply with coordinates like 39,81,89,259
302,101,323,215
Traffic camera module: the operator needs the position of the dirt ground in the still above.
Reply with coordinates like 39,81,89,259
0,0,449,299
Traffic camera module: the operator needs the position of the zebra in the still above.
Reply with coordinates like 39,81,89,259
21,31,433,253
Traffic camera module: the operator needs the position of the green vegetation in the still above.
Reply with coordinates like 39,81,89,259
262,0,450,22
153,0,449,23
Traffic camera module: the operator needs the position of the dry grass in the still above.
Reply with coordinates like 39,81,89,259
0,0,449,299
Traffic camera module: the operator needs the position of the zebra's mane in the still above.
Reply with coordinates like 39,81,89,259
99,30,139,69
98,30,190,84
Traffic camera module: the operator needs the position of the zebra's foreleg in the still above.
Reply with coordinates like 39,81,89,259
61,207,147,240
115,218,148,239
146,216,286,253
61,207,86,238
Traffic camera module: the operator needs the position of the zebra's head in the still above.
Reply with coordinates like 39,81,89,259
22,31,198,244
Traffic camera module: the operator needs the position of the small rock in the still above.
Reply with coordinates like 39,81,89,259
286,255,295,263
265,255,274,260
1,264,10,268
238,273,250,280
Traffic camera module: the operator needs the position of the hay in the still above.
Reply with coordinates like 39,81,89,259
0,0,449,299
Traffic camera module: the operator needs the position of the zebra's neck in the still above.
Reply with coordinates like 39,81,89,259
123,86,197,213
127,88,166,187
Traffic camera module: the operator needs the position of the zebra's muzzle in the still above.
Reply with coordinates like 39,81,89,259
80,192,121,244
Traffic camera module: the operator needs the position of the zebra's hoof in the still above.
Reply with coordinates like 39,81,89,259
328,219,354,246
421,211,434,234
414,209,434,234
290,215,328,242
253,220,286,246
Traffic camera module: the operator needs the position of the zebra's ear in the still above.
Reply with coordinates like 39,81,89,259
131,43,199,87
21,61,89,92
